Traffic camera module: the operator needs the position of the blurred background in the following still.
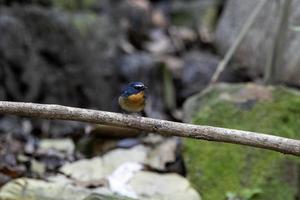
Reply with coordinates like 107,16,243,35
0,0,299,200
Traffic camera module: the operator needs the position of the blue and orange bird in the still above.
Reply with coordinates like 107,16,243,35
118,82,147,113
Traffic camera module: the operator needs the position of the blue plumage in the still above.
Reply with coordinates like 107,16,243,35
119,82,147,112
121,82,146,97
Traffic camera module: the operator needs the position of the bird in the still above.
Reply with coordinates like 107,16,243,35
118,82,147,113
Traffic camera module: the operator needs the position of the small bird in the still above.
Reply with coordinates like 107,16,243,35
118,82,147,113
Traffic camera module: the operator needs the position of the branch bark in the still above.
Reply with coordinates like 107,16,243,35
0,101,299,156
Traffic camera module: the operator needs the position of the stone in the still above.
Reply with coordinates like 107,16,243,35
102,145,149,175
215,0,300,86
39,138,75,155
0,178,129,200
147,138,178,170
107,162,143,199
60,157,105,183
179,51,220,99
0,5,119,135
183,83,300,200
59,141,182,185
129,171,201,200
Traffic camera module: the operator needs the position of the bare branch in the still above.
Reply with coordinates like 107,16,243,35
0,101,299,156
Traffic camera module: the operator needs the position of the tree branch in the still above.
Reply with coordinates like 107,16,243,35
0,101,299,156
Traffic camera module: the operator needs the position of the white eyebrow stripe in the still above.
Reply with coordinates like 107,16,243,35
134,84,144,87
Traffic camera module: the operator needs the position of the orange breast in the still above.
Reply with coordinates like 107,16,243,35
127,91,145,103
119,91,146,112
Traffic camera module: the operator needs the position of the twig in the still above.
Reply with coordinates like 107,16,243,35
210,0,268,84
0,101,299,156
264,0,292,84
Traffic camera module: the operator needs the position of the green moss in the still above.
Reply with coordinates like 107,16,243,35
184,86,300,200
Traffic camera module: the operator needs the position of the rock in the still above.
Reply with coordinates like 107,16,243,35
165,51,251,105
39,138,75,155
117,52,156,86
183,83,300,200
47,174,74,185
151,8,168,28
147,138,178,170
0,0,106,11
117,138,141,148
107,162,143,199
168,26,197,46
0,178,130,200
0,173,11,187
0,6,117,108
183,83,275,122
215,0,300,86
109,0,152,49
60,157,105,183
31,138,76,172
178,51,220,99
93,162,200,200
0,136,26,184
59,145,149,185
0,116,24,135
51,0,105,11
83,193,135,200
53,143,199,199
102,145,149,175
129,171,201,200
0,5,119,135
145,29,173,54
170,0,219,27
60,140,183,185
109,139,181,173
30,159,46,176
107,163,201,200
142,134,165,145
77,137,119,157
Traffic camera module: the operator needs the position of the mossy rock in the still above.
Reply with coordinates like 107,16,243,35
183,83,300,200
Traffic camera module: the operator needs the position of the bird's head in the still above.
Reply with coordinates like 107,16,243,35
121,82,147,97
